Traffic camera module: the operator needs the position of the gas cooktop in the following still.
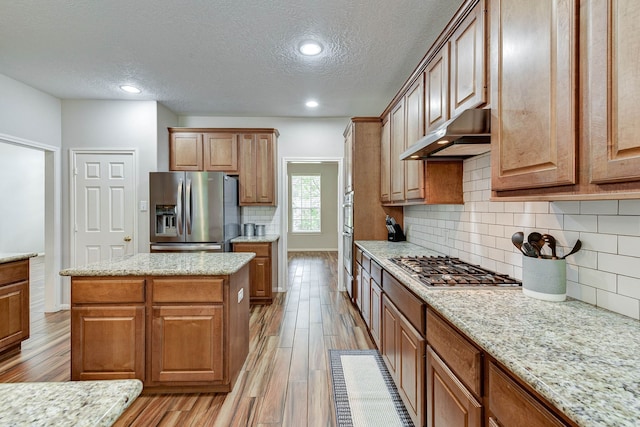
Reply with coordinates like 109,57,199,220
389,256,521,288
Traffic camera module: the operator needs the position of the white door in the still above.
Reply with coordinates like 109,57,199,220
72,151,136,266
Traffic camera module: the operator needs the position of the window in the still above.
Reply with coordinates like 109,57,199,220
291,174,321,232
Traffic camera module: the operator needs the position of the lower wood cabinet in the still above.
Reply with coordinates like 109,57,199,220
361,268,371,328
381,294,425,427
0,259,30,359
426,345,482,427
232,240,277,304
370,279,382,348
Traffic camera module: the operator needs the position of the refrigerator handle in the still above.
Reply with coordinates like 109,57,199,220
186,178,192,235
176,179,183,235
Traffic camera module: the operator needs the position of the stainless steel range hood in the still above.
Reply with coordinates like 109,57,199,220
400,108,491,160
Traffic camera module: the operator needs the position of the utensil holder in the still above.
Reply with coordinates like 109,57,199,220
522,256,566,302
243,223,255,237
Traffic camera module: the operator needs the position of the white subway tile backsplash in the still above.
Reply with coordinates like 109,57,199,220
618,275,640,299
598,215,640,236
595,290,640,320
403,152,640,319
579,200,618,215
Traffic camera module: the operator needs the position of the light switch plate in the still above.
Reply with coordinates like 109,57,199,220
140,200,148,212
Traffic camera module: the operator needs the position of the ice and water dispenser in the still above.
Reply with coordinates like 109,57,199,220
155,205,178,236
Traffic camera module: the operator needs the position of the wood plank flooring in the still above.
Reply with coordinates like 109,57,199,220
0,251,374,426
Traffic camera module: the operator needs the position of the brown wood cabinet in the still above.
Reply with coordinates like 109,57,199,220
0,259,30,360
169,130,238,173
426,346,482,427
390,102,406,202
380,116,391,203
70,267,250,392
425,45,449,132
232,240,277,304
239,132,277,205
490,0,578,192
405,77,426,200
381,294,425,427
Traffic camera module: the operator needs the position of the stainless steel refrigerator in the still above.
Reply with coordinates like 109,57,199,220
149,172,240,252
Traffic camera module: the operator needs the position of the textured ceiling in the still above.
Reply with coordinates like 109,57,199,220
0,0,464,117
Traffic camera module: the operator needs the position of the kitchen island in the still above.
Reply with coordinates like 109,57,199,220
60,252,254,393
356,240,640,427
0,379,142,427
0,252,36,360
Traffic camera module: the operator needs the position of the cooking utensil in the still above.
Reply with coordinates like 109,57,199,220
561,239,582,259
542,234,557,259
527,232,544,257
511,231,525,253
522,242,538,257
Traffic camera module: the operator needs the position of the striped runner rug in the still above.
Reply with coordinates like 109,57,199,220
329,349,414,427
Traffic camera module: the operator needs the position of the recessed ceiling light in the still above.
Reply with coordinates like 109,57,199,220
306,100,319,108
299,41,323,56
120,85,141,94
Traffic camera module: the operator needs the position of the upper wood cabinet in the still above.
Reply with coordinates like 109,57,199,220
380,115,391,203
587,0,640,185
170,129,238,173
390,100,406,202
490,0,578,192
239,132,277,205
425,44,450,132
405,77,426,201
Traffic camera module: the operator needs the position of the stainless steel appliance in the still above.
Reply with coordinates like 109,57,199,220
389,256,521,288
342,192,354,298
149,172,240,252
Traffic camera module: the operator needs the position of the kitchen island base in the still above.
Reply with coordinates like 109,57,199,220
69,263,250,393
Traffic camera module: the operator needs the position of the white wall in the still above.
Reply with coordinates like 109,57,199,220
287,162,339,250
404,152,640,320
156,103,179,171
0,143,45,253
61,100,160,267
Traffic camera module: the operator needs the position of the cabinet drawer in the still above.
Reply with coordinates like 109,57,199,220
426,308,482,396
0,260,28,287
233,243,270,257
355,246,363,265
370,260,382,286
152,278,224,303
382,270,425,335
362,251,371,273
488,361,566,427
72,278,145,304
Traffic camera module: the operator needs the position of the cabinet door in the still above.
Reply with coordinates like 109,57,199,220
344,124,353,193
390,100,406,202
380,115,391,202
255,133,275,204
370,280,382,348
587,0,640,184
427,346,482,427
239,134,257,203
170,132,203,171
71,306,145,381
151,305,224,383
354,262,363,312
0,281,29,351
250,256,271,299
203,133,238,173
449,0,487,118
381,295,399,380
426,46,450,132
360,268,371,328
405,77,425,200
488,361,565,427
398,309,426,427
491,0,577,191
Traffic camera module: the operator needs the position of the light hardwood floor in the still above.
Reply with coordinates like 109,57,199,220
0,252,374,426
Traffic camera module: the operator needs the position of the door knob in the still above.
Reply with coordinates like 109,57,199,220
124,236,132,242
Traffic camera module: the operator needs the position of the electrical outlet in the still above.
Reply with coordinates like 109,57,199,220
238,288,244,303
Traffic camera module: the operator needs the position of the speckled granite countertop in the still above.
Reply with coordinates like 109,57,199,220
0,252,37,265
231,234,280,243
356,240,640,427
59,252,255,277
0,379,142,427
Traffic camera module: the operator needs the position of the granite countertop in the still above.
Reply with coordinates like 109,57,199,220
0,379,142,427
59,252,255,277
231,234,280,243
356,240,640,427
0,252,38,265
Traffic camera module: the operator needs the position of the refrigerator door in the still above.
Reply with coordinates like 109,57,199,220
150,172,186,243
186,172,224,243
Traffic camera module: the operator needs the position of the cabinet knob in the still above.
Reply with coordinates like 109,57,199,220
124,236,132,242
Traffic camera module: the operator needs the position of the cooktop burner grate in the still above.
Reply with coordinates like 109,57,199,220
389,256,521,288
